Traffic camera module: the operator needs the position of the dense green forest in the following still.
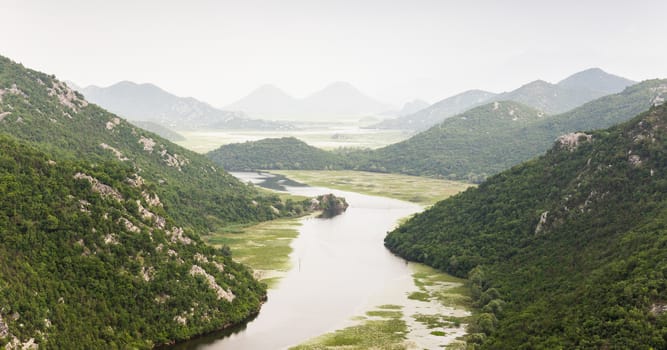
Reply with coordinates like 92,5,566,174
207,80,666,183
385,103,667,348
0,55,297,232
356,101,545,182
0,55,316,348
0,134,266,348
207,137,346,171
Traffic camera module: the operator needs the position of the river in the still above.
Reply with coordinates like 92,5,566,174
169,172,462,349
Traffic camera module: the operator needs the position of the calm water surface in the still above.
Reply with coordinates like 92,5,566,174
171,172,422,349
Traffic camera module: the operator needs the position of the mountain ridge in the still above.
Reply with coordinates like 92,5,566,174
372,68,635,130
384,102,667,348
371,90,495,130
226,81,391,118
206,79,667,183
81,81,294,130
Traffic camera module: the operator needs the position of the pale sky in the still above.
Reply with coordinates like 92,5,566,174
2,0,667,107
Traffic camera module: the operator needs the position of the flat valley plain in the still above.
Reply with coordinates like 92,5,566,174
270,170,473,206
174,126,412,153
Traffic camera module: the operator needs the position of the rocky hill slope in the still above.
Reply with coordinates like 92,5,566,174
385,103,667,348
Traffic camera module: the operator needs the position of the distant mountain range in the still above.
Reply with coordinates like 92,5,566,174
226,81,392,119
371,68,635,130
357,79,664,181
80,81,294,130
207,78,667,183
372,90,495,130
381,99,431,118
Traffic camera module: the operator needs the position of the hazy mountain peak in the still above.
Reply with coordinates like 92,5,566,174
558,67,635,94
396,99,430,116
518,79,555,89
81,80,293,130
253,83,294,96
228,81,390,118
370,89,496,130
320,81,360,92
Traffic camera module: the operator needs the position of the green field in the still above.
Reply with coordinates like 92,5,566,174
271,170,472,205
204,218,303,287
174,128,412,153
290,307,408,350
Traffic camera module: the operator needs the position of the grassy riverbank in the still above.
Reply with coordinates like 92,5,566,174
204,218,303,287
290,263,472,349
270,170,472,205
291,305,408,350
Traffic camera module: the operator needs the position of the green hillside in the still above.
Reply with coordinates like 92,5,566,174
0,135,266,348
384,103,667,348
356,79,667,182
207,137,346,171
0,55,294,231
0,54,315,348
357,101,545,182
207,80,666,183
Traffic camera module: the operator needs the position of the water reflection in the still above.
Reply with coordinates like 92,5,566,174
171,172,421,350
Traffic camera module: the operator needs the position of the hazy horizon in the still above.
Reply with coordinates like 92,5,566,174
3,0,667,108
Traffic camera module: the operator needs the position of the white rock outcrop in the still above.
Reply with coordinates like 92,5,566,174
556,132,592,151
534,211,549,234
73,173,123,201
138,136,156,153
189,265,235,302
167,227,192,245
99,143,129,161
47,80,88,112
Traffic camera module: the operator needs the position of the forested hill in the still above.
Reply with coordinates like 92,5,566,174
207,80,666,183
355,79,667,182
385,103,667,348
0,135,266,348
358,101,544,181
370,67,634,131
0,55,294,231
207,137,346,171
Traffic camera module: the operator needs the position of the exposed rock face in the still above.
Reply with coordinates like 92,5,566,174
104,234,119,245
194,253,209,264
105,117,120,130
5,337,38,350
174,315,187,325
168,227,192,245
140,266,155,282
650,303,667,315
47,80,87,112
0,314,8,338
119,218,141,233
138,136,156,153
0,84,27,103
73,172,123,201
142,190,162,207
137,200,166,229
159,149,189,170
189,265,235,302
127,175,145,188
99,143,128,161
651,84,667,106
556,132,593,151
534,211,549,234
